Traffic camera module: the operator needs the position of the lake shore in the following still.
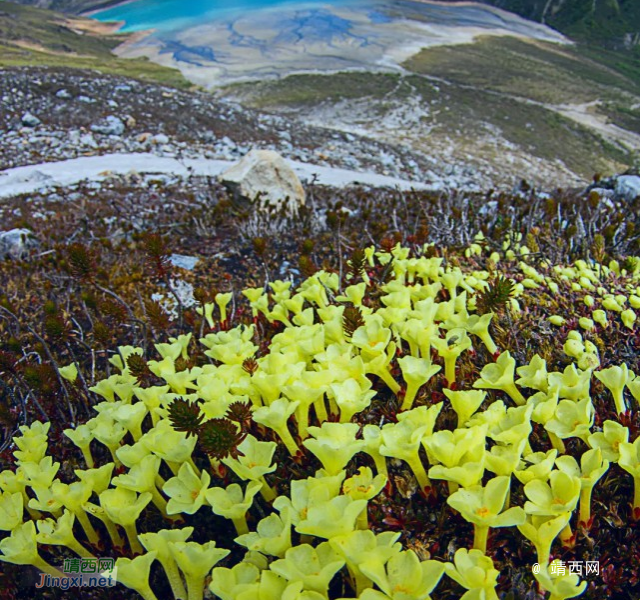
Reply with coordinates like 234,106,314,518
82,0,141,19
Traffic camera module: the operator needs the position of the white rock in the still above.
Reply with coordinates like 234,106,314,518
218,149,305,214
169,254,199,270
91,116,125,136
615,175,640,201
0,228,37,259
21,112,41,127
152,133,170,145
79,134,98,149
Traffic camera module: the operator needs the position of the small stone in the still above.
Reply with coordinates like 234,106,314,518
21,112,41,127
56,89,71,99
169,254,199,271
152,133,169,145
79,133,98,149
91,116,125,136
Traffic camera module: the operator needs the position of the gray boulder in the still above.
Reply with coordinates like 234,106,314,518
0,229,38,260
21,112,41,127
91,116,125,136
218,149,305,214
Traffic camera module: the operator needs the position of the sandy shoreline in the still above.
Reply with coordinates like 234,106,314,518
62,14,125,35
82,0,141,20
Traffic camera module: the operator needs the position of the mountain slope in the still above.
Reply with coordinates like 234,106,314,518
468,0,640,50
221,35,640,188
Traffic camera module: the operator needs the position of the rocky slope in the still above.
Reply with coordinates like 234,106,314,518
0,67,488,189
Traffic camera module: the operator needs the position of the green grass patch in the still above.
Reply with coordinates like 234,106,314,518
403,36,639,104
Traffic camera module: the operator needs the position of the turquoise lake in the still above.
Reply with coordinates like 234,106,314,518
92,0,365,33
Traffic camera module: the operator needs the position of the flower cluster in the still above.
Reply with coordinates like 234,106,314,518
1,237,640,600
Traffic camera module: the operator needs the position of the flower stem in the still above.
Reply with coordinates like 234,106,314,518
295,405,311,439
406,456,431,492
352,569,371,597
401,383,418,411
579,487,593,528
34,558,66,579
419,342,432,362
613,391,627,415
102,516,125,548
80,447,95,469
232,516,249,536
559,523,574,548
258,477,277,502
75,510,100,545
633,477,640,520
535,543,550,567
473,525,489,554
159,558,187,600
505,383,526,406
372,453,388,477
136,585,160,600
86,507,124,548
479,333,497,355
124,523,144,555
187,457,201,477
276,426,300,456
356,507,368,530
186,574,205,600
328,395,339,416
68,538,96,559
376,367,401,395
313,397,328,423
444,356,456,386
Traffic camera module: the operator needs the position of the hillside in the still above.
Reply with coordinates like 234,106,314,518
476,0,640,50
3,0,116,15
0,0,189,87
223,35,640,188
